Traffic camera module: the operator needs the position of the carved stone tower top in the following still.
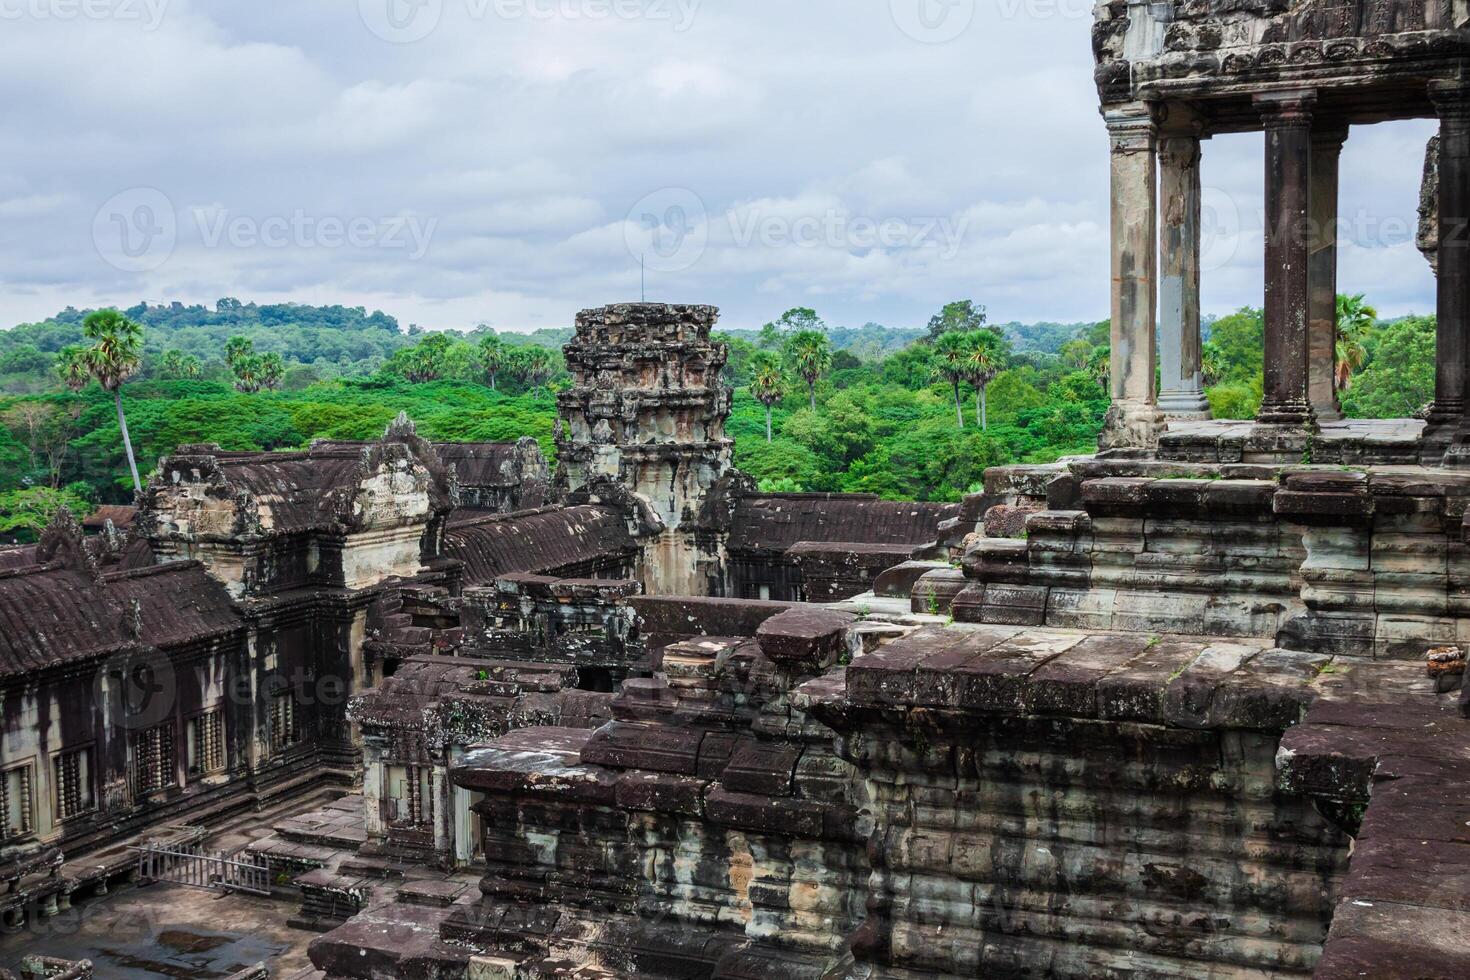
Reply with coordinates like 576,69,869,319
556,303,736,595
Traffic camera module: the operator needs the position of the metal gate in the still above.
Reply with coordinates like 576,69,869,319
132,842,272,896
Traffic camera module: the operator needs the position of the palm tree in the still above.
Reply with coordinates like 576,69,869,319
224,335,253,373
1335,293,1376,392
932,331,971,428
158,349,201,380
479,336,508,390
522,347,554,395
1200,341,1225,387
962,330,1009,430
258,352,286,391
59,309,145,495
784,330,832,412
748,352,785,442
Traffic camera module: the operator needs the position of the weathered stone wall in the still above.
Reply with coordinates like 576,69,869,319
954,462,1470,658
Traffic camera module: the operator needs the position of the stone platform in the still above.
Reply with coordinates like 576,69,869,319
307,594,1470,979
1159,418,1426,465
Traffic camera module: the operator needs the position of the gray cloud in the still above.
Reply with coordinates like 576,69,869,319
0,0,1438,332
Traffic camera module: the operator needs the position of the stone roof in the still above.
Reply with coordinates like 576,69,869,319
727,494,958,555
434,443,521,487
0,560,243,678
82,505,137,532
103,562,244,649
445,505,636,586
146,416,455,541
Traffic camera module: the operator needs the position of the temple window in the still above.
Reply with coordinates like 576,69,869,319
186,710,226,778
129,723,177,797
53,748,95,821
0,764,34,840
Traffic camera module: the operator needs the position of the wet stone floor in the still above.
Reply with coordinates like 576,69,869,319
0,881,312,978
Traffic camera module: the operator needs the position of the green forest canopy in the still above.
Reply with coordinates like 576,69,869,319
0,298,1438,540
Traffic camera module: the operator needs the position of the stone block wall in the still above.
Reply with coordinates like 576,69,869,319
953,463,1470,658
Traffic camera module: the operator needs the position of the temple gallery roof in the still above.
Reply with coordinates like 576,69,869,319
445,505,637,586
727,494,959,555
0,559,244,678
148,416,455,540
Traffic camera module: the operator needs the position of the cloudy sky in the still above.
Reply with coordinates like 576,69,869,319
0,0,1439,334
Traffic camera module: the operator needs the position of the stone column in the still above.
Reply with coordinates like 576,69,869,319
1308,124,1348,422
1429,82,1470,462
1100,104,1165,449
1158,128,1211,419
1255,91,1317,430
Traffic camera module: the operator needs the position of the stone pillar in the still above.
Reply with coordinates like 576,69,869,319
1158,128,1211,419
1100,104,1165,449
1255,91,1317,430
1308,124,1348,422
1429,82,1470,463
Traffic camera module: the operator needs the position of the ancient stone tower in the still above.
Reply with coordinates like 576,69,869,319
556,303,736,596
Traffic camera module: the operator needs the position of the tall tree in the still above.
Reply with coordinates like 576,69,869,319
748,352,785,442
1335,293,1377,391
58,309,145,494
1058,338,1093,371
765,308,826,340
932,331,971,428
479,336,508,390
962,329,1009,430
926,299,988,340
784,330,832,412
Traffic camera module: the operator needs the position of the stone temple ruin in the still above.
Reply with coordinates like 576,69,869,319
3,5,1470,979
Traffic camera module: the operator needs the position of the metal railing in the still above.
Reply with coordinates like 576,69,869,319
131,842,271,897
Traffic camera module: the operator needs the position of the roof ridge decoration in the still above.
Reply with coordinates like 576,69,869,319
35,506,104,583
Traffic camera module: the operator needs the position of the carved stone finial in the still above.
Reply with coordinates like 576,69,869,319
36,506,104,581
384,412,417,441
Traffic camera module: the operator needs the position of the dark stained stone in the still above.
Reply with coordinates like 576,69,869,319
755,606,855,670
